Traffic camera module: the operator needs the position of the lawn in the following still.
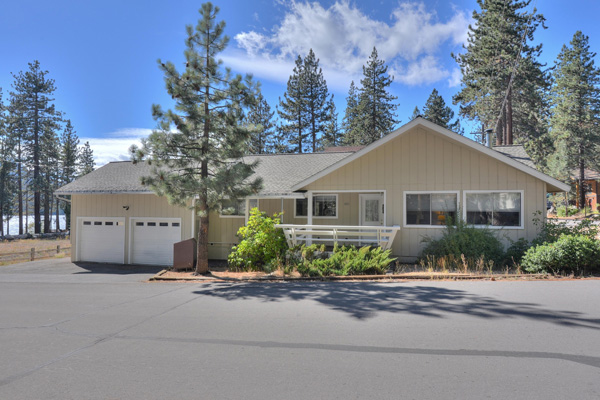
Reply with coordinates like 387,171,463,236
0,238,71,265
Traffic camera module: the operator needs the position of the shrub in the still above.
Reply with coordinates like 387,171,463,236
227,208,288,271
533,212,600,246
420,218,505,267
292,244,396,277
556,205,578,217
521,234,600,275
504,237,531,265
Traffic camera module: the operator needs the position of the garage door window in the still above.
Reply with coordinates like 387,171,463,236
83,221,91,225
147,222,156,226
160,222,169,227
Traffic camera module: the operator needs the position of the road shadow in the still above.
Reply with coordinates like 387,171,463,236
73,262,163,275
194,282,600,329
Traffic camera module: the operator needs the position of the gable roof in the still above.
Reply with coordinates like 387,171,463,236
55,152,354,196
291,117,570,193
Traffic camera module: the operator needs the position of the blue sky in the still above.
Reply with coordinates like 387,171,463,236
1,0,599,165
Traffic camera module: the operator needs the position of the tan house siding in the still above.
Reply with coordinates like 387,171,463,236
70,194,193,262
302,126,546,260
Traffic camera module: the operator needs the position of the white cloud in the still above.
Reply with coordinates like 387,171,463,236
448,67,462,87
80,128,151,167
230,1,470,88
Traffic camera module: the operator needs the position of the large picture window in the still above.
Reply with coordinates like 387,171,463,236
405,192,458,226
221,199,258,217
465,191,522,227
295,195,337,218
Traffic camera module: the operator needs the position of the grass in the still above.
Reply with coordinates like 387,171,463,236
0,238,71,265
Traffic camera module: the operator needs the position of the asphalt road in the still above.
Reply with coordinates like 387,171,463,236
1,258,599,399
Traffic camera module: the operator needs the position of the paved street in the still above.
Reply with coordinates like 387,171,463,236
1,258,599,399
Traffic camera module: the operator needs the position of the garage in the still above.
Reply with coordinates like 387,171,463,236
77,217,125,263
130,218,182,266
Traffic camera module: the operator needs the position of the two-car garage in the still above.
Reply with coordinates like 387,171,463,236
76,217,182,266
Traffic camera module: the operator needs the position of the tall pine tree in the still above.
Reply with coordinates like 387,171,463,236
6,92,28,234
341,81,360,144
131,2,262,274
322,98,340,148
302,49,331,152
346,47,399,145
550,31,600,209
246,92,275,154
60,120,79,229
453,0,549,149
421,88,462,133
277,56,307,153
79,141,95,175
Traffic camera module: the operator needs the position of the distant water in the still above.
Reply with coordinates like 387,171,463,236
3,215,67,236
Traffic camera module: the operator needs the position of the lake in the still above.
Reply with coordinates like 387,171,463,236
3,215,68,236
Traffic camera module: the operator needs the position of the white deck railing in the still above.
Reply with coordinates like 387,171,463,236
275,224,400,250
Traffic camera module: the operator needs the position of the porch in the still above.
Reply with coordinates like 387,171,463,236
275,224,400,250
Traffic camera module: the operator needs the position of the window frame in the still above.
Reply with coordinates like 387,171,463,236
403,191,460,228
219,198,259,219
294,194,339,219
463,190,524,229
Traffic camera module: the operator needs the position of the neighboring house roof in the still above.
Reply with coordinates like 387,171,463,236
55,161,155,195
291,117,570,192
570,168,600,181
493,145,537,169
56,152,355,197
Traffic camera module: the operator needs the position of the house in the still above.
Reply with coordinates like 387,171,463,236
569,169,600,210
55,117,570,265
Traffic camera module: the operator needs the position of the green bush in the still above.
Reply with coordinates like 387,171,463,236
420,218,505,266
533,212,600,246
227,208,288,271
521,234,600,275
556,205,578,217
292,244,396,277
504,237,531,265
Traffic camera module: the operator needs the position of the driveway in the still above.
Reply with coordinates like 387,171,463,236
1,259,599,399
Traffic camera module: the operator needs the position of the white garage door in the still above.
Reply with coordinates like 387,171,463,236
78,217,125,263
130,218,182,266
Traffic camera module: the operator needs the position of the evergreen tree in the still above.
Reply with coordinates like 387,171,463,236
410,106,421,120
60,120,79,229
10,61,59,234
246,92,275,154
322,98,340,148
347,47,399,145
422,88,462,134
131,2,262,274
341,81,360,144
550,31,600,209
277,56,307,153
6,92,28,234
79,141,95,175
302,49,331,152
453,0,549,148
40,118,60,232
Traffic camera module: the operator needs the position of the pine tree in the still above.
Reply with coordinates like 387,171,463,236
550,31,600,209
131,2,262,274
422,89,462,133
341,81,360,144
10,61,59,234
79,141,95,176
246,92,275,154
6,92,28,234
60,120,79,229
322,98,340,148
277,55,307,153
453,0,549,148
410,106,421,120
303,49,331,152
348,47,399,145
40,119,60,232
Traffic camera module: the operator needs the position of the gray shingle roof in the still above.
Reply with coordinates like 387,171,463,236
56,152,354,196
493,145,537,169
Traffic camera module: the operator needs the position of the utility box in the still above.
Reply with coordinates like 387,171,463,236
173,238,197,271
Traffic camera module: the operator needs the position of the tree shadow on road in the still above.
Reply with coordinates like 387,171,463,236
194,282,600,329
73,262,162,275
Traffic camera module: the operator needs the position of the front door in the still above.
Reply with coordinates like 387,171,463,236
360,193,384,227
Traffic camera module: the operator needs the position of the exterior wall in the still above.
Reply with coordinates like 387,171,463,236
303,126,548,261
70,193,193,263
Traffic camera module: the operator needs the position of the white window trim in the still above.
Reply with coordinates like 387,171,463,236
403,191,460,229
463,190,525,230
294,194,339,219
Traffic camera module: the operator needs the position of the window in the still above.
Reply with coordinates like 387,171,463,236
405,192,457,226
295,195,338,218
136,222,144,226
465,191,522,227
83,221,91,226
105,221,114,226
172,222,180,227
159,222,169,227
94,221,102,226
147,222,156,227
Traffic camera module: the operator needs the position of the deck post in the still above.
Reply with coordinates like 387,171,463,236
307,191,313,245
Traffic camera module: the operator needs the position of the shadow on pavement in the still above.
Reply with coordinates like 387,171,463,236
73,262,163,275
194,282,600,328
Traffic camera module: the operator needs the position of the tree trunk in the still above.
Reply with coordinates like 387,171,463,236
18,141,23,235
55,197,60,231
579,145,586,210
34,95,41,234
196,213,209,274
506,91,513,145
43,188,50,233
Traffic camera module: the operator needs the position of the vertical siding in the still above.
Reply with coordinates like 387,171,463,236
301,126,549,260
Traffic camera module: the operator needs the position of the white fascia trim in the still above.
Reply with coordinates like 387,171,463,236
57,191,155,195
290,118,570,192
462,190,525,230
403,190,461,229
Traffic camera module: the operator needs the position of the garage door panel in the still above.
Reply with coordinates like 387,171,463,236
78,218,125,263
130,219,181,266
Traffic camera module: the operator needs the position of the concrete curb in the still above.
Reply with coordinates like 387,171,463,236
149,271,548,282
